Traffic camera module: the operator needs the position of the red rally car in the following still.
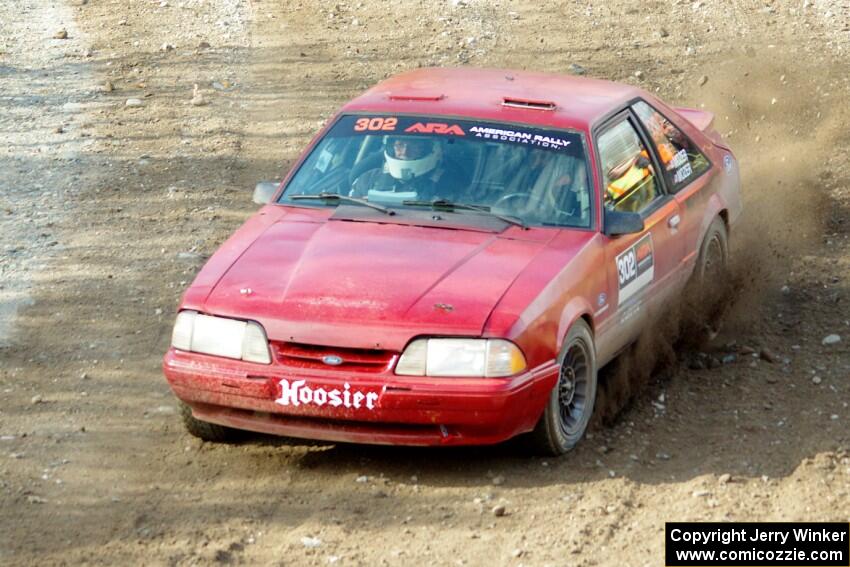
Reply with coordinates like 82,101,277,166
163,67,742,455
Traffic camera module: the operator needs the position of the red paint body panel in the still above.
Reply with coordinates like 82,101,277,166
342,67,641,133
163,67,742,447
198,211,554,351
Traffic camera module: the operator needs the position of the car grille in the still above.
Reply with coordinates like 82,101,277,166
272,342,397,373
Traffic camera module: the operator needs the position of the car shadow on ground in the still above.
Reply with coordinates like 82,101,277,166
230,332,848,491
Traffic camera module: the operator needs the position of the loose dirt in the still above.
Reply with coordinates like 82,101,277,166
1,1,848,565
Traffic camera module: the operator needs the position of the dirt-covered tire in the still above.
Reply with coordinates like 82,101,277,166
685,217,730,335
180,402,242,443
694,217,729,296
528,320,598,456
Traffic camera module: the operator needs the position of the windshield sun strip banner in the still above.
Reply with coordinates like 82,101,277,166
332,115,580,152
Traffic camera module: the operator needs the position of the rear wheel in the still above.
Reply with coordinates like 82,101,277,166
683,217,730,342
180,402,241,443
695,217,729,296
528,320,597,456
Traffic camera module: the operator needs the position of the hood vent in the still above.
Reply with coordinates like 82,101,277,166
502,97,557,111
388,93,445,102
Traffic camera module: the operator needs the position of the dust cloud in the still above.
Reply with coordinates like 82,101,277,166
593,54,848,424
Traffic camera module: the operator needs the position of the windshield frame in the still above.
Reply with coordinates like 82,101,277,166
274,112,597,232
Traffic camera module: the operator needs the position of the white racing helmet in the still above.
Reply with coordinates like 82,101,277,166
384,136,440,180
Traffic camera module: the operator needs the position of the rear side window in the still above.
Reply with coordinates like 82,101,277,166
633,101,710,193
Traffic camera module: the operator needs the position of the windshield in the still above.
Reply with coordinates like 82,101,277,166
279,114,592,228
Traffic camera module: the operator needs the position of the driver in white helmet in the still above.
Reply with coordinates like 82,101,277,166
350,136,461,201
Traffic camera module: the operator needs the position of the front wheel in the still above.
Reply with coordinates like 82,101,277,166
180,403,242,443
528,320,598,456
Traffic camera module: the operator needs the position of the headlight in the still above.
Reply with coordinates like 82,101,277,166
171,311,271,364
395,338,526,377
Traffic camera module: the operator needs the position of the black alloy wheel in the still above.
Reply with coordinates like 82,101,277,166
557,338,591,439
529,319,597,456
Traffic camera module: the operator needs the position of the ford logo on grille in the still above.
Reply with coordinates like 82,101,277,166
322,355,343,366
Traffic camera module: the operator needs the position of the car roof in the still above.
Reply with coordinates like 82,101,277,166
340,67,645,132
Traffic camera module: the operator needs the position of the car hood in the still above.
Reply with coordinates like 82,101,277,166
200,215,553,350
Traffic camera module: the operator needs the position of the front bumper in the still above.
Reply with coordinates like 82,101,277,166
163,348,558,446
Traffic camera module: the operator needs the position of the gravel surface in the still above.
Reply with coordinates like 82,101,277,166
0,0,104,346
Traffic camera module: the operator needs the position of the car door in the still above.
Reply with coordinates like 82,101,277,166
595,111,686,361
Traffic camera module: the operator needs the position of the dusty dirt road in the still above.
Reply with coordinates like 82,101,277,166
1,0,849,565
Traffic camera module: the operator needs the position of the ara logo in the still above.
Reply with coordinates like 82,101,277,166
404,122,465,136
636,241,653,264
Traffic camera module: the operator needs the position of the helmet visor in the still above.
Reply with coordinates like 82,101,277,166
386,137,433,160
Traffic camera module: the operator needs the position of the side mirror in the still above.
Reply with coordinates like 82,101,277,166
604,210,644,236
253,181,279,205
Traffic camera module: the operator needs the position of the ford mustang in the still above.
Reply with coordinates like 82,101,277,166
163,67,742,455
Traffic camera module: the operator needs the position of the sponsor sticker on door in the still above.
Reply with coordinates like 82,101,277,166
616,233,654,306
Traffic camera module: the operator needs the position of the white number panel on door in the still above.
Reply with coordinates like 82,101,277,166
616,233,654,306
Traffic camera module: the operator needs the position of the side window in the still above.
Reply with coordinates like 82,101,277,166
598,118,659,213
633,101,710,193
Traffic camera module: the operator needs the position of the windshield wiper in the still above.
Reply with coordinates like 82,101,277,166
289,192,395,215
402,198,527,229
